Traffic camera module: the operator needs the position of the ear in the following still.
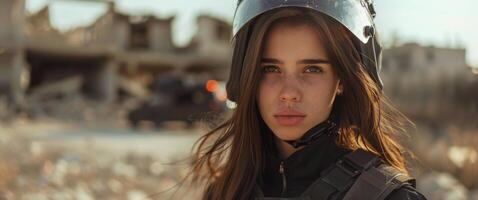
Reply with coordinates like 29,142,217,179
338,79,343,89
337,79,344,95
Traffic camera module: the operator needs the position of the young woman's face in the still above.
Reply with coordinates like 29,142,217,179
257,23,342,141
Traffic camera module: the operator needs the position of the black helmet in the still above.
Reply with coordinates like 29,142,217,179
227,0,383,102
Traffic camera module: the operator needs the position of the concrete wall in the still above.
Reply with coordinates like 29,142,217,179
114,15,130,50
1,1,234,107
86,60,118,103
0,0,25,44
195,16,231,57
0,0,29,106
149,18,174,52
381,43,476,122
188,16,232,80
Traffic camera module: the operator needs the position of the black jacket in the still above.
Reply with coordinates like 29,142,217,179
257,133,427,200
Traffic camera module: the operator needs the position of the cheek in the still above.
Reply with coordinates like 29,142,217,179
257,78,283,121
303,77,338,106
306,73,338,92
307,81,336,98
257,80,275,108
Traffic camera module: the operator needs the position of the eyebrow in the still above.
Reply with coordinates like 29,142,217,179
261,58,330,64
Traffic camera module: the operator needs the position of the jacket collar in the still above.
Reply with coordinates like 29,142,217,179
260,130,351,197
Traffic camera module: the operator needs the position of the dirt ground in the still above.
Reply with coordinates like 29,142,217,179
0,118,204,200
1,117,478,200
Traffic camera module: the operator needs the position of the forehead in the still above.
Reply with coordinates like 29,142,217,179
262,23,328,58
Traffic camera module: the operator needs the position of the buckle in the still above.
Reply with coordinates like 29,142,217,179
336,159,361,177
367,1,377,18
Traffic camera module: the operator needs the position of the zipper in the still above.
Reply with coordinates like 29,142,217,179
279,161,287,196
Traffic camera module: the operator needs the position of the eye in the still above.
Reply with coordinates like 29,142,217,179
261,65,281,73
303,66,323,73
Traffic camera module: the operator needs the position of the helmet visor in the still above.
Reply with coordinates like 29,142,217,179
233,0,374,44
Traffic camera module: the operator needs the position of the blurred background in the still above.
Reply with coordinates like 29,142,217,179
0,0,477,199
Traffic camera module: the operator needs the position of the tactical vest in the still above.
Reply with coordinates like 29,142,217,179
254,149,415,200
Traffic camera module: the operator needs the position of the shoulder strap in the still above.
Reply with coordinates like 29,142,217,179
342,158,416,200
255,149,414,200
300,149,381,199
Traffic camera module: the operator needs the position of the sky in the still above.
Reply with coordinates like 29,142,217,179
26,0,478,68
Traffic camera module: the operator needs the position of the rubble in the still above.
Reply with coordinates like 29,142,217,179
470,190,478,200
23,75,107,122
418,172,469,200
119,76,150,100
0,131,200,199
0,97,17,124
28,76,83,101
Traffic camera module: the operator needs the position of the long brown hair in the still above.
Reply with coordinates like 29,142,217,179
190,8,412,200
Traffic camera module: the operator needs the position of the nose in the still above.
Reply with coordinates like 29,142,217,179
279,77,302,103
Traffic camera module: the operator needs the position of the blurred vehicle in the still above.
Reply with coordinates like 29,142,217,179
127,75,225,128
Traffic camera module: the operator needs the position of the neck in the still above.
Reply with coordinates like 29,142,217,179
274,136,305,159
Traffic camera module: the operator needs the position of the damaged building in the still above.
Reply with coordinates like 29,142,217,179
0,0,232,122
381,43,477,125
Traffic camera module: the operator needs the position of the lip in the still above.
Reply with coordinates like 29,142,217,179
274,110,306,126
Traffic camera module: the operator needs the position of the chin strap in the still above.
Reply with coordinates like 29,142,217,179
284,113,339,149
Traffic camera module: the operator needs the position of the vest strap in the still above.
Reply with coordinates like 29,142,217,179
255,149,415,200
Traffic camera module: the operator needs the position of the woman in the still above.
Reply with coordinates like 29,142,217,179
190,0,427,199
